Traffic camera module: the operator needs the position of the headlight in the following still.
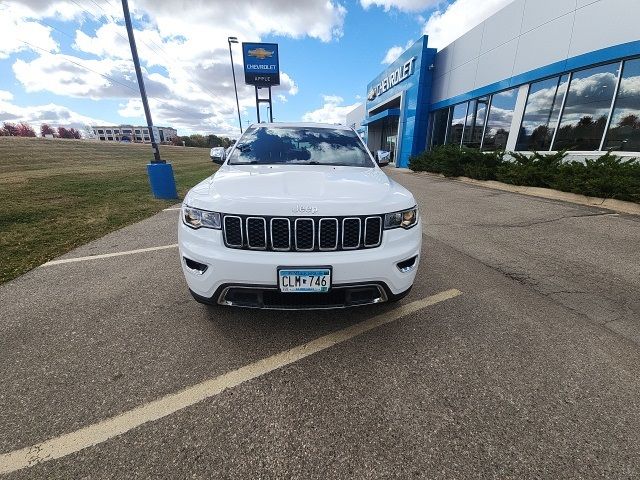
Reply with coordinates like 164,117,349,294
384,207,418,229
182,205,221,229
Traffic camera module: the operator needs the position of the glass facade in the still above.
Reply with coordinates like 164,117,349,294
482,88,518,151
427,56,640,154
516,75,568,151
429,108,449,148
463,97,488,148
603,58,640,151
447,103,467,145
554,63,620,151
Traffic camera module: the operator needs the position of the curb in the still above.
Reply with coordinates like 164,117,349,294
406,170,640,216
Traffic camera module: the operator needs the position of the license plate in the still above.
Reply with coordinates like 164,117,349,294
278,268,331,293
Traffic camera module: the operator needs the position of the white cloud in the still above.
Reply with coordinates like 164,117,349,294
0,96,106,130
360,0,438,12
0,90,14,101
12,54,172,99
302,95,361,125
382,46,404,65
1,0,339,136
0,8,58,59
422,0,513,49
381,40,413,65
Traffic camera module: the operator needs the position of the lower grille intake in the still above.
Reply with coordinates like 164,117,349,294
218,284,387,309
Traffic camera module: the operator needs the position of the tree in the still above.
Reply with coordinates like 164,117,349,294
618,114,639,129
2,122,19,136
57,127,81,139
16,122,36,137
41,124,57,137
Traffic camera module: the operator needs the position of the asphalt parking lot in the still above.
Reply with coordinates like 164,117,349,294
1,169,639,479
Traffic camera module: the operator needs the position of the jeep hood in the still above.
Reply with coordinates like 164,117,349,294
185,164,415,216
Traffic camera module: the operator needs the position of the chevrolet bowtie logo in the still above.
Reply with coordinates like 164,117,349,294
248,48,274,60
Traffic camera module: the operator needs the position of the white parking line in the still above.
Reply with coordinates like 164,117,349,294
163,207,181,211
0,288,462,474
41,244,179,266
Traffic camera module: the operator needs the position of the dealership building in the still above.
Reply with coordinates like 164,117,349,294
348,0,640,168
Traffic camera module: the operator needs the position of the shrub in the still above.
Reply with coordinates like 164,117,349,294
555,152,640,202
409,145,504,179
495,150,567,188
410,146,639,203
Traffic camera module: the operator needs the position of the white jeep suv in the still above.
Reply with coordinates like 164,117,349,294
178,123,421,309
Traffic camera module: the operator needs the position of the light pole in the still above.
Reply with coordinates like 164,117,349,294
121,0,177,199
228,37,242,134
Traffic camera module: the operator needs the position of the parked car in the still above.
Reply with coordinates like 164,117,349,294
179,123,421,309
375,150,391,166
210,147,226,162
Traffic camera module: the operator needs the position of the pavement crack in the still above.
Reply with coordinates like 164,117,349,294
492,212,614,228
428,212,615,229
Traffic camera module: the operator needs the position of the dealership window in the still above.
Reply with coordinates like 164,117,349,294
429,108,450,148
553,62,620,151
482,88,518,151
462,97,489,148
603,58,640,151
516,75,569,151
447,103,467,145
97,129,104,134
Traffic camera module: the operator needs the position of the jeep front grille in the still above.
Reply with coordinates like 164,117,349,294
222,214,383,251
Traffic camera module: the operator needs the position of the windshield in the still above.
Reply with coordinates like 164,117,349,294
227,126,374,167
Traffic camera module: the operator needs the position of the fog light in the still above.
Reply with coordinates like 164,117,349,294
397,255,418,273
184,257,208,275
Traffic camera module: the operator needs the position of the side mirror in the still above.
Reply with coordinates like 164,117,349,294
210,147,226,165
376,150,391,167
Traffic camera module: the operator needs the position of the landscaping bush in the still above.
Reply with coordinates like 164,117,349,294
555,152,640,202
409,145,504,180
495,150,567,188
409,145,640,203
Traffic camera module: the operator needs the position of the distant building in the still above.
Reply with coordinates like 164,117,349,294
91,125,178,144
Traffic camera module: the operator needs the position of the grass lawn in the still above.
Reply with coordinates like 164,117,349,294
0,136,217,284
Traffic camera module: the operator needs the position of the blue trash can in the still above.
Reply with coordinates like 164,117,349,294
147,162,178,199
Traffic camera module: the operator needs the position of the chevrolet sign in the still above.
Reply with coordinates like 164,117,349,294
368,56,416,101
242,42,280,87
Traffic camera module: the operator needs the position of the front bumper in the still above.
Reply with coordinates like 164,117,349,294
178,219,421,308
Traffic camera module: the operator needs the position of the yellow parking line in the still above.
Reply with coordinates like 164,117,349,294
41,244,179,266
0,289,462,474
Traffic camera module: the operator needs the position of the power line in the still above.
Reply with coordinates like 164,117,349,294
17,39,204,120
71,0,225,104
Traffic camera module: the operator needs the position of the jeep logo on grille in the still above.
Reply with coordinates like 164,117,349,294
293,205,318,214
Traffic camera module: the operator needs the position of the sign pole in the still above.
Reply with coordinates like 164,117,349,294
255,87,261,123
121,0,177,199
268,86,273,122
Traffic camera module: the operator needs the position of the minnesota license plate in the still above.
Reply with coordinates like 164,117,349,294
278,268,331,293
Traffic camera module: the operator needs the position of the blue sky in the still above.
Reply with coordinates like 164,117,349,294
0,0,512,137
